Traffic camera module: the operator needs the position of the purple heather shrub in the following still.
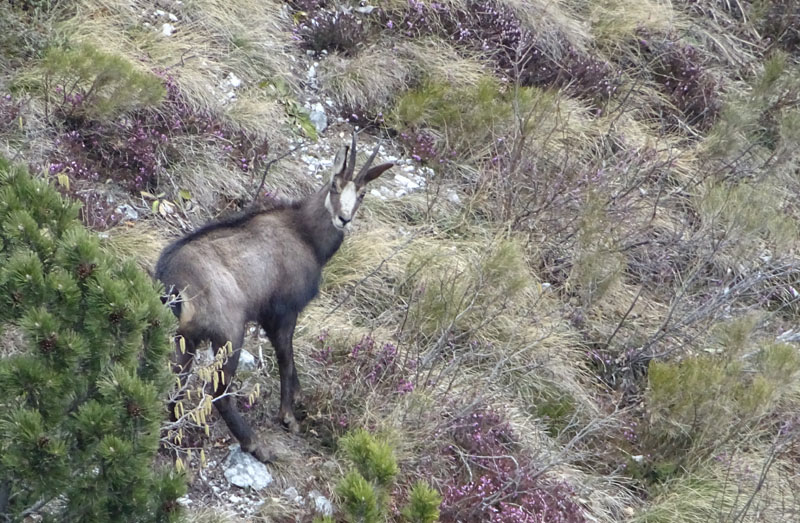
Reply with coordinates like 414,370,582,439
44,71,268,229
398,129,438,164
308,335,418,436
296,7,366,56
441,406,585,522
378,0,619,108
636,30,721,131
760,0,800,52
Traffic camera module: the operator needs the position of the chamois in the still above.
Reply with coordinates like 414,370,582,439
155,133,393,462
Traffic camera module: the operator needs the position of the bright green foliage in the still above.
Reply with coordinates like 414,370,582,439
406,239,530,341
568,191,624,306
0,158,183,521
401,481,442,523
40,43,165,121
644,329,800,472
390,76,515,161
697,180,797,265
339,428,399,488
333,429,441,522
336,471,383,523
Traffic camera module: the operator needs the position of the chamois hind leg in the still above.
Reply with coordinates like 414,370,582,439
211,329,276,463
168,335,197,421
263,313,301,433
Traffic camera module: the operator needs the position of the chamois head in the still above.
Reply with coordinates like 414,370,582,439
324,133,394,231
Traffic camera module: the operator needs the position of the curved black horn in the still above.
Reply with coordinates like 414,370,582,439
356,141,381,183
346,131,358,179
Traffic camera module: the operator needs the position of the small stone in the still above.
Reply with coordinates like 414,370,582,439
308,490,333,516
223,445,273,490
445,189,460,205
356,5,375,13
229,494,242,503
161,23,176,36
176,496,192,506
115,204,139,221
238,349,257,371
168,12,178,21
309,103,328,133
227,72,242,88
283,487,304,504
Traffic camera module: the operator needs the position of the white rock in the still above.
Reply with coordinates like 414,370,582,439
445,189,460,204
155,9,166,16
161,23,176,36
115,204,139,221
309,103,328,133
229,494,242,503
223,445,273,490
227,72,242,88
238,349,257,372
168,12,178,21
394,173,420,190
176,496,192,506
283,487,305,505
356,5,375,13
308,490,333,516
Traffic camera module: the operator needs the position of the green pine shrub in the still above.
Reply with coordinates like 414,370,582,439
39,42,165,124
0,157,184,521
328,429,441,523
404,238,530,343
389,76,514,163
641,315,800,477
400,481,441,523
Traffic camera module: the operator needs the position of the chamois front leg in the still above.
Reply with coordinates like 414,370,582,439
212,330,276,463
265,313,301,434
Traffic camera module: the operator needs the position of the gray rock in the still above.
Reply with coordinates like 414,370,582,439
283,486,305,505
238,349,257,372
308,490,333,516
309,103,328,133
115,204,139,221
223,445,273,490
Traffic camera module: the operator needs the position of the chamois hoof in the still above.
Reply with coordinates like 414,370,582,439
280,412,301,434
292,400,309,422
247,444,277,464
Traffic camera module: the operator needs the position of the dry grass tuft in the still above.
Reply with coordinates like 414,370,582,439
588,0,680,46
318,43,415,116
101,220,169,271
65,0,297,113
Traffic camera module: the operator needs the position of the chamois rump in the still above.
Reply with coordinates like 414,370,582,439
155,134,393,462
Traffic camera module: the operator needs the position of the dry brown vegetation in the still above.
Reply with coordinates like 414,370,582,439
2,0,800,521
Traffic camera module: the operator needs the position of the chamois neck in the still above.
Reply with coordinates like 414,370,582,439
298,185,345,264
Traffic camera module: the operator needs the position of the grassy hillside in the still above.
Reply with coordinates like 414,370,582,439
1,0,799,521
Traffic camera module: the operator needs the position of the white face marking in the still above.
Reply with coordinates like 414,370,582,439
339,182,358,220
325,191,334,215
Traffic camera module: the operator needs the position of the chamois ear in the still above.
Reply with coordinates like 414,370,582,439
362,162,394,184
